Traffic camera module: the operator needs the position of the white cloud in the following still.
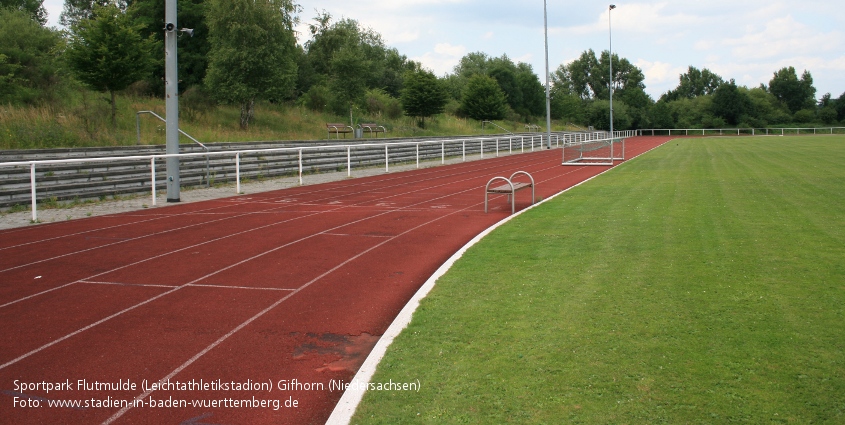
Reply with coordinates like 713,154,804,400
722,15,842,60
514,54,533,64
566,2,704,35
636,59,686,97
413,43,468,75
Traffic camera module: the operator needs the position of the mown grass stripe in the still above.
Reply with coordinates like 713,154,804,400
352,136,845,424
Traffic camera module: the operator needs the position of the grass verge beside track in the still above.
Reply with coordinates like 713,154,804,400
351,136,845,423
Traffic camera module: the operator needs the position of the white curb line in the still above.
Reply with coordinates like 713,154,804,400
325,140,670,424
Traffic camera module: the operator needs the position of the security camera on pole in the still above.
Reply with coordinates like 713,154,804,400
164,2,194,202
164,0,180,202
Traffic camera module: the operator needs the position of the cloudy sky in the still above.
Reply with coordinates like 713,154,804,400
42,0,845,100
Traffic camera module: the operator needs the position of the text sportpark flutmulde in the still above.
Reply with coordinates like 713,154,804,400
10,378,420,410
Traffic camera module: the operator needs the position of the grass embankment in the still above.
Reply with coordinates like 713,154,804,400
352,136,845,423
0,91,565,150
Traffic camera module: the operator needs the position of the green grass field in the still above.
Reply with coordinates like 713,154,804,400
351,136,845,424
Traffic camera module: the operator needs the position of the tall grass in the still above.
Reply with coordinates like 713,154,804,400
1,89,570,150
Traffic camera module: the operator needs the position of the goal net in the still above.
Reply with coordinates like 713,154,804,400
562,137,625,165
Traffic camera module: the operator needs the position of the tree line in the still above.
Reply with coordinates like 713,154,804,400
2,0,845,133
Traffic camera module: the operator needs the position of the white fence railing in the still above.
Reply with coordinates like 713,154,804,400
639,127,845,136
560,130,637,145
1,133,571,222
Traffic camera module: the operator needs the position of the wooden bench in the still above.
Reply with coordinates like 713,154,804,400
484,171,535,214
359,123,386,138
327,123,354,139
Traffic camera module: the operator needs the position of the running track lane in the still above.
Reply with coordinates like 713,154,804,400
0,137,672,424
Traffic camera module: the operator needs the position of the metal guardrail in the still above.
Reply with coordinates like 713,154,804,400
136,111,210,186
638,127,845,136
559,130,637,145
482,121,514,135
1,134,567,222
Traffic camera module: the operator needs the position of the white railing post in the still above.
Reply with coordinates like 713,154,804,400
235,152,241,194
496,138,499,157
151,158,156,206
480,139,484,159
441,141,445,164
416,143,420,168
298,149,303,185
385,144,389,172
462,140,466,162
347,146,351,177
30,163,37,222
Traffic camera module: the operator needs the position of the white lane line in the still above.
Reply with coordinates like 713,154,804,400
101,195,484,425
0,151,539,272
326,140,670,425
80,280,179,289
0,168,517,368
0,151,554,307
187,284,295,292
0,150,565,374
0,203,242,251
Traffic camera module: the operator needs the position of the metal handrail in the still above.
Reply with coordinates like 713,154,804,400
481,121,514,135
136,110,210,186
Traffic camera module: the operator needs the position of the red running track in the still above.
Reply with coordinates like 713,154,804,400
0,137,671,424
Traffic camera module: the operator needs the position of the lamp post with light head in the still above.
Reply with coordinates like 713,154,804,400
609,4,616,138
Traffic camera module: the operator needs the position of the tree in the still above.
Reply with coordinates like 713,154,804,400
711,79,751,125
552,49,645,102
300,12,417,112
836,92,845,122
128,0,210,94
204,0,298,129
549,88,584,122
588,99,632,131
489,63,521,112
515,63,546,118
818,106,837,124
65,4,154,126
60,0,118,27
769,67,816,114
461,74,507,121
649,100,674,129
662,66,723,101
0,8,63,104
747,86,790,125
401,68,447,128
1,0,47,25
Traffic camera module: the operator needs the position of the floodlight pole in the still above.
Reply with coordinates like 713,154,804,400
608,4,616,139
164,0,180,202
543,0,552,149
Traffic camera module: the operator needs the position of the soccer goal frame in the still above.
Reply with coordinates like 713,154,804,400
561,137,625,166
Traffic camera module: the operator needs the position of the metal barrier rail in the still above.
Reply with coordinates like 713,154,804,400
639,127,845,136
1,133,568,222
136,111,211,186
560,130,638,146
